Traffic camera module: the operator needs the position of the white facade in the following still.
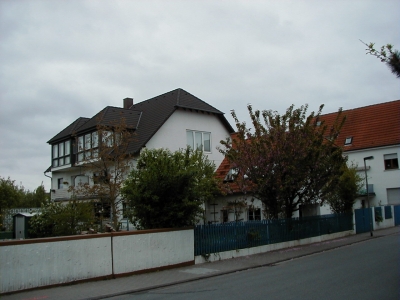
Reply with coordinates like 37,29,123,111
145,109,230,168
319,145,400,215
204,194,265,224
346,145,400,207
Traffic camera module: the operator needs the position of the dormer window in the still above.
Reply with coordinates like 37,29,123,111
52,140,71,167
344,137,353,145
224,168,238,182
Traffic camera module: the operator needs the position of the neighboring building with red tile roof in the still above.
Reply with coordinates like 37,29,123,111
211,100,400,223
319,99,400,215
319,100,400,152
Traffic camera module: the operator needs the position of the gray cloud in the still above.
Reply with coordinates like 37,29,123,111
0,0,399,191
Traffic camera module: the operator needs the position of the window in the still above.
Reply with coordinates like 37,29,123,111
93,172,108,184
102,131,114,147
122,203,130,219
248,208,261,221
344,137,353,145
384,153,398,170
222,210,228,223
224,168,238,182
52,140,71,167
94,201,111,219
74,175,89,186
387,188,400,205
186,130,211,152
77,132,99,162
57,178,63,189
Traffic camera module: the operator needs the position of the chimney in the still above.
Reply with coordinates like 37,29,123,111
123,97,133,109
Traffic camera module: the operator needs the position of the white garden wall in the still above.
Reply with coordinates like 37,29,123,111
113,229,194,275
372,206,395,230
0,228,194,294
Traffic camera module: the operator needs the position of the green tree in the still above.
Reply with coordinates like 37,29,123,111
0,177,23,211
220,104,347,219
361,40,400,78
325,163,363,214
19,184,49,208
0,177,24,229
29,198,95,237
0,177,48,230
121,148,219,229
0,177,48,209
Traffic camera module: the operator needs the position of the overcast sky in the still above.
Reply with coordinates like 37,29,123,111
1,0,399,192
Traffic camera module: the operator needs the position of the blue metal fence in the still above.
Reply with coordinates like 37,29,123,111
384,206,392,219
394,206,400,226
194,213,353,256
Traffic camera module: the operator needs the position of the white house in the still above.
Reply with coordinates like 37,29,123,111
45,88,234,224
210,100,400,223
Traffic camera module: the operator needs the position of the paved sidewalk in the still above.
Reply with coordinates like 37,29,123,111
2,226,399,300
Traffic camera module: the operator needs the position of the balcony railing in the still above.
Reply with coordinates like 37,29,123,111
358,184,375,196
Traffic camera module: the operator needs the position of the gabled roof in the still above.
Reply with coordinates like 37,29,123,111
125,88,234,154
319,99,400,152
48,88,235,155
76,106,142,134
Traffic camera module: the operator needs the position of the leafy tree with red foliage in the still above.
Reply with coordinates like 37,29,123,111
220,104,346,219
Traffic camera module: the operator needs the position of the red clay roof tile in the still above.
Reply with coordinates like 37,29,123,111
320,100,400,152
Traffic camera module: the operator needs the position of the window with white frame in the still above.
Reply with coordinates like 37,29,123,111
384,153,398,170
102,131,114,147
77,132,99,162
344,136,353,145
52,140,71,167
57,178,63,189
186,130,211,152
248,208,261,221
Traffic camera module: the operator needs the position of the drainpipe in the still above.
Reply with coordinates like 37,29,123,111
44,171,52,195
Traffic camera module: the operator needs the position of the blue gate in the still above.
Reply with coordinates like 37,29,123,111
355,208,372,234
394,206,400,226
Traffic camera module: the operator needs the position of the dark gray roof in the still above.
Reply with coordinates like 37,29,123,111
47,117,90,144
47,88,234,154
76,106,142,134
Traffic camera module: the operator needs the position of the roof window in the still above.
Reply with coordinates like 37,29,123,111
344,137,353,145
224,168,238,182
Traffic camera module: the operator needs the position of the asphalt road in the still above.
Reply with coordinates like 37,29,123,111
105,234,400,300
